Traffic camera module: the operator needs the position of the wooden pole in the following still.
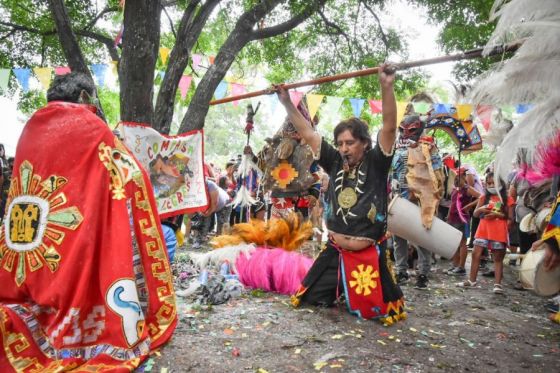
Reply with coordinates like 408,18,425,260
210,41,522,106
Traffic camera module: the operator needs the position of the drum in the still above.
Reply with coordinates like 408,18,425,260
387,196,462,259
534,257,560,296
519,249,543,289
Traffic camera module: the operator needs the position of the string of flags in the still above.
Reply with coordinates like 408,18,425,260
0,62,533,124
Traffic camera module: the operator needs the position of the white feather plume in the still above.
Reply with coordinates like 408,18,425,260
231,185,258,208
189,243,256,273
470,0,560,180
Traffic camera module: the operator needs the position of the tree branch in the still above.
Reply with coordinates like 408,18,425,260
161,3,177,39
317,9,352,53
84,5,120,31
360,0,390,57
0,21,120,62
250,0,326,40
48,0,90,76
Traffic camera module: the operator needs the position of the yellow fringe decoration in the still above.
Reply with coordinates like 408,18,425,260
211,212,313,251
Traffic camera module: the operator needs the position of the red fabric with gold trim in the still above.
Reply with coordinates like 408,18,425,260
339,246,387,319
0,102,177,372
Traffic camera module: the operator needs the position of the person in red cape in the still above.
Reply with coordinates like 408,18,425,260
282,64,406,325
0,72,177,372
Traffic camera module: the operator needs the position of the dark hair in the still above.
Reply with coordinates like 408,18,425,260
333,117,372,150
46,72,96,103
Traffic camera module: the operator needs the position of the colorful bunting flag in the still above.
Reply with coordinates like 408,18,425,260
159,47,170,65
412,102,430,114
230,83,246,106
91,64,108,88
178,75,193,100
13,68,31,92
110,61,119,77
306,94,324,120
54,66,71,75
33,67,53,91
349,98,365,118
192,54,202,70
396,102,408,125
208,56,215,65
214,81,228,100
0,69,10,91
515,104,531,114
456,104,473,120
368,99,382,114
325,96,345,114
289,90,304,107
433,103,452,114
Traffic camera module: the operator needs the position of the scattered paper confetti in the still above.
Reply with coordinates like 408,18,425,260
409,327,418,332
331,334,343,340
314,361,328,370
295,348,302,354
377,339,386,345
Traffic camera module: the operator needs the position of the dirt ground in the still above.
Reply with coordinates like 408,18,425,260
142,244,559,373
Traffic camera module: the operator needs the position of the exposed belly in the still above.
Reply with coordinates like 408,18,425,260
329,231,373,251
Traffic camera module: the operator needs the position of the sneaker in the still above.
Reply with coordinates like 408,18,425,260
396,272,409,285
456,279,478,288
414,274,429,290
447,267,466,276
545,303,559,313
446,266,457,275
493,284,504,294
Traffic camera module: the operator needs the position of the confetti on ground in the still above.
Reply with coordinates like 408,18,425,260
160,368,168,373
224,328,234,335
295,348,301,354
331,334,343,340
314,362,328,370
257,369,269,373
409,327,418,332
376,339,386,345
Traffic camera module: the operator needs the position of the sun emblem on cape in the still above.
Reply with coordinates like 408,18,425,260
349,264,379,296
270,161,298,189
0,160,83,286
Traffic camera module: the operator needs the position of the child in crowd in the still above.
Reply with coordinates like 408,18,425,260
457,171,513,294
447,167,482,275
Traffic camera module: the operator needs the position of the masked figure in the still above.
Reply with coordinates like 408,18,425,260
0,73,176,372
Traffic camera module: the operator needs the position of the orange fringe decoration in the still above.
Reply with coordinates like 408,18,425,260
211,212,313,251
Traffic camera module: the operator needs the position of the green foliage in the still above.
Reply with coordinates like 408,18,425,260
412,0,497,81
98,88,120,126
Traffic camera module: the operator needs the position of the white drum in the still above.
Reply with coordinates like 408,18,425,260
387,196,462,259
519,249,543,290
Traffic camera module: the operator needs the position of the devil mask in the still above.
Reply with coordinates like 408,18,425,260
399,115,425,142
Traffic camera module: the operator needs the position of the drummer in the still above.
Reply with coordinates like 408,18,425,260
283,64,406,324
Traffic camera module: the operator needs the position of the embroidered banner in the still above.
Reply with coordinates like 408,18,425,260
122,122,208,217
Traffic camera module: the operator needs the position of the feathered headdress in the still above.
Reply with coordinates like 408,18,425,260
470,0,560,180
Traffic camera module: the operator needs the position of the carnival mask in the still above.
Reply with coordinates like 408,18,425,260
399,115,425,142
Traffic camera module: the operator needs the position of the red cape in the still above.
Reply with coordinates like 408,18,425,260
0,102,177,371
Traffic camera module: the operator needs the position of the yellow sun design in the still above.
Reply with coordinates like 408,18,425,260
349,264,379,296
0,160,83,286
270,161,298,189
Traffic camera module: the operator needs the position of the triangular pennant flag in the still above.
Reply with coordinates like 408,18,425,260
231,83,246,106
159,47,170,65
110,61,118,76
55,66,71,75
192,54,202,70
325,96,345,113
214,81,228,100
193,77,202,87
0,69,11,92
13,68,31,92
396,101,408,125
501,105,515,120
33,67,53,91
91,64,108,87
349,98,365,118
434,103,451,114
476,105,493,131
178,75,192,100
456,104,473,120
289,90,304,107
368,99,382,114
515,103,531,114
159,71,165,80
412,102,430,114
306,94,324,120
208,56,215,65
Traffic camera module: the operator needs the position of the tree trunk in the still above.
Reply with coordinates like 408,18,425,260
153,0,221,134
119,0,162,124
48,0,91,77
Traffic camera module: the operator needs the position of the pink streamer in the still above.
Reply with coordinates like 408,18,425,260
289,91,304,108
55,66,71,75
178,75,193,100
369,99,383,114
231,83,246,107
235,247,313,295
